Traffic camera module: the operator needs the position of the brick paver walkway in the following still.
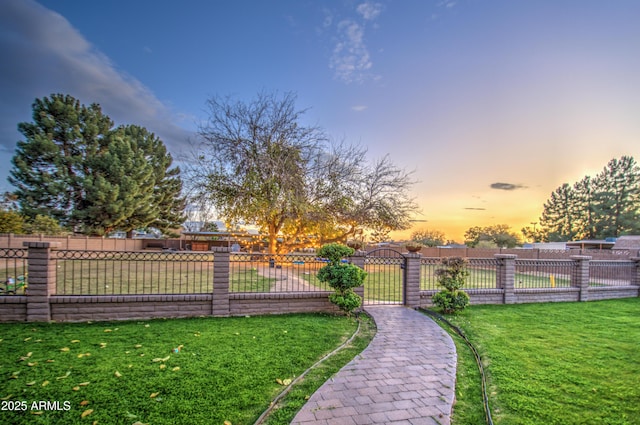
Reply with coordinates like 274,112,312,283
291,305,457,425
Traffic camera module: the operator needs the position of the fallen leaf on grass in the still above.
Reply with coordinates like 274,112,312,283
80,400,90,406
24,337,32,342
73,387,80,391
275,378,292,386
224,421,232,425
60,347,70,352
46,359,55,363
104,329,112,333
27,362,37,367
31,411,43,415
26,381,36,386
152,356,170,363
57,371,71,380
171,367,180,372
81,408,93,418
71,340,80,343
124,411,137,419
132,422,149,425
78,382,90,386
150,392,160,398
9,371,20,379
99,343,107,348
134,344,142,348
159,364,166,370
114,371,122,378
1,394,13,401
42,380,50,387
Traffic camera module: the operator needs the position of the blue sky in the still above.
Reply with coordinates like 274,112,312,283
1,0,639,241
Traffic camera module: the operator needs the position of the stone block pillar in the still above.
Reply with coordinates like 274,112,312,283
495,254,517,304
403,252,422,308
212,247,230,317
571,255,592,302
631,258,640,289
24,241,60,322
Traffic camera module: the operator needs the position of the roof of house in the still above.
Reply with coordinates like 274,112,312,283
613,235,640,250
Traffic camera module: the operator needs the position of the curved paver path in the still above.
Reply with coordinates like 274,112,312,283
291,305,457,425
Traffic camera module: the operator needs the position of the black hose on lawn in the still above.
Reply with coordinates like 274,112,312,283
419,308,494,425
253,317,363,425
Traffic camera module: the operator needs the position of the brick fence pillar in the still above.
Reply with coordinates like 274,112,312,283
403,252,422,308
24,241,60,322
212,247,230,317
349,250,366,307
631,258,640,290
571,255,592,302
495,254,517,304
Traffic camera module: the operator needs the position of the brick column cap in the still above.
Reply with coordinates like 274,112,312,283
23,241,61,249
570,255,592,260
494,254,517,259
210,247,231,253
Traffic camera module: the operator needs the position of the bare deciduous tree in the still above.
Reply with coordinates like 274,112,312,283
185,92,418,253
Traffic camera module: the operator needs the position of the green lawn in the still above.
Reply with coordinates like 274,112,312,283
441,298,640,425
0,313,371,425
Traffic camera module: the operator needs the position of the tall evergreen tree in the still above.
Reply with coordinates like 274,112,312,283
538,156,640,241
592,156,640,237
9,94,185,236
539,183,578,241
572,176,597,240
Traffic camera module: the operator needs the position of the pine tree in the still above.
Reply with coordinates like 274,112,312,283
539,183,578,241
9,94,185,236
572,176,597,240
10,94,113,227
592,156,640,237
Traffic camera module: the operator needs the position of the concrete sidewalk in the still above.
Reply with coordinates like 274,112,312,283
291,305,457,425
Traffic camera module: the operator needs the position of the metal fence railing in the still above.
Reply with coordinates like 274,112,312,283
230,253,330,293
467,258,499,290
589,261,636,287
55,251,214,295
0,248,28,295
364,252,404,304
515,259,573,290
420,257,498,291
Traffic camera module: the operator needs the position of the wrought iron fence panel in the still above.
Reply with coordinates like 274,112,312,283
466,258,499,290
55,250,214,295
421,257,498,291
515,259,573,290
229,253,330,293
420,257,440,291
364,249,404,304
0,248,28,295
589,261,635,287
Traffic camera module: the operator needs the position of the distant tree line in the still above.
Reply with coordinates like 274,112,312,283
7,94,185,236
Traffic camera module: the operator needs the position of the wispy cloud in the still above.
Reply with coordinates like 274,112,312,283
356,2,383,20
0,0,192,155
464,207,486,211
328,2,382,84
490,182,527,191
351,105,368,112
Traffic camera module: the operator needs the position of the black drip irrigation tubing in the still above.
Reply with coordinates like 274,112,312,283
419,308,494,425
253,317,363,425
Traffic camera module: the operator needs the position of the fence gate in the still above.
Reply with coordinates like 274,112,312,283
363,248,405,305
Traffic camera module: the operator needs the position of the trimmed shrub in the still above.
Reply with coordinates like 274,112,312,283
432,256,470,313
317,243,366,316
